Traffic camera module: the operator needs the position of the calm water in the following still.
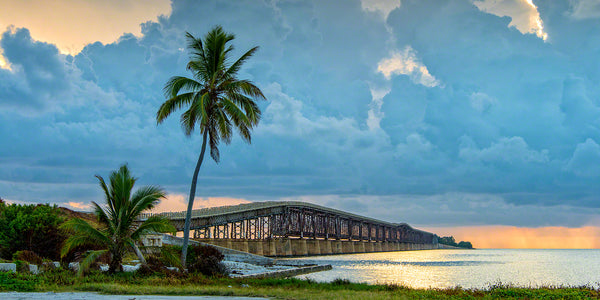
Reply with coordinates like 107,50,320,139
285,249,600,289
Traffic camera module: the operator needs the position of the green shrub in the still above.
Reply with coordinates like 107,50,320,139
13,260,29,273
186,244,228,277
0,203,65,260
0,271,37,291
13,250,43,265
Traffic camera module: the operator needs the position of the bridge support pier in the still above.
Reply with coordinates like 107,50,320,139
248,240,263,256
291,239,308,256
333,240,342,254
323,240,333,255
306,239,321,255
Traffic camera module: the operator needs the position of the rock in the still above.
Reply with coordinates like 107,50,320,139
28,264,38,274
0,263,16,273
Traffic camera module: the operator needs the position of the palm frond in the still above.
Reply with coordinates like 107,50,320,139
128,185,166,221
130,216,176,241
91,201,111,229
215,106,233,144
77,249,108,276
163,76,203,98
221,97,251,127
223,46,258,79
60,218,110,257
157,92,197,124
186,32,205,62
231,80,266,100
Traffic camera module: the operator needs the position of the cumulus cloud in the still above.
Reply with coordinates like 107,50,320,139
360,0,402,20
377,46,441,87
366,85,391,130
460,136,549,164
469,92,496,113
281,192,600,228
473,0,548,40
3,0,600,230
565,138,600,177
568,0,600,19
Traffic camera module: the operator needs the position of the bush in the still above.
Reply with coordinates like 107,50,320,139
186,244,228,277
13,250,43,265
13,260,29,273
0,203,65,260
0,271,37,291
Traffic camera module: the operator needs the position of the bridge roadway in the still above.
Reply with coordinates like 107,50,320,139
140,201,439,256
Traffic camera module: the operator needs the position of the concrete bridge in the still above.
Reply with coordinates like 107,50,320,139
140,201,438,257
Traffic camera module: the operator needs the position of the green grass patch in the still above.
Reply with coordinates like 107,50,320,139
1,269,600,299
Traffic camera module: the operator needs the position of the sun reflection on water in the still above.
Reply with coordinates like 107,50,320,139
289,249,600,289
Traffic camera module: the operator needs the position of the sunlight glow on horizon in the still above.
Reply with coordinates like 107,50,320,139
0,0,172,56
426,225,600,249
152,194,252,213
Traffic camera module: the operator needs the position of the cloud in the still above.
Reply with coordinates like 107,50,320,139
469,92,496,113
280,192,600,228
0,28,68,111
473,0,548,40
565,138,600,177
568,0,600,19
152,194,251,213
366,85,391,130
2,0,600,231
377,46,441,87
360,0,402,20
62,201,92,211
459,136,549,164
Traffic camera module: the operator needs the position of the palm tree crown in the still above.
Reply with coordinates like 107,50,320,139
156,25,266,266
157,25,265,162
60,164,174,274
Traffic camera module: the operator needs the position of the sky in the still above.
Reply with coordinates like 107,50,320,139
1,0,600,248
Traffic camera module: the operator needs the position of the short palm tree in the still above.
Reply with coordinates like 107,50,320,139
157,25,266,265
60,164,175,274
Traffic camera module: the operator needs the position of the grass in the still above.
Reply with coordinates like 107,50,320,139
1,269,600,299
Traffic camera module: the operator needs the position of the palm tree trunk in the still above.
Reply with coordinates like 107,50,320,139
181,130,208,268
132,243,146,264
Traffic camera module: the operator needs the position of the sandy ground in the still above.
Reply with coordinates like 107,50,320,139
0,292,269,300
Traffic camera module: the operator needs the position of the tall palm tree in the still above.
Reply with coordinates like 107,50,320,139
60,164,175,274
156,25,265,265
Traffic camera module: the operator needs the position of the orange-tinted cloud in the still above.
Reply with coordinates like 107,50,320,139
152,194,252,213
0,0,171,55
62,201,91,211
424,225,600,249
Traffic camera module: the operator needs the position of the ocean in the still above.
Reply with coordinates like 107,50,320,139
285,249,600,289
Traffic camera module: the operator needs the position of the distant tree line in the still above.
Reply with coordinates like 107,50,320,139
436,235,473,249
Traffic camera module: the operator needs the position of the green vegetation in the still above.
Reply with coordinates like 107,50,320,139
1,269,599,299
437,236,474,249
0,199,65,261
60,164,175,274
156,25,266,265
